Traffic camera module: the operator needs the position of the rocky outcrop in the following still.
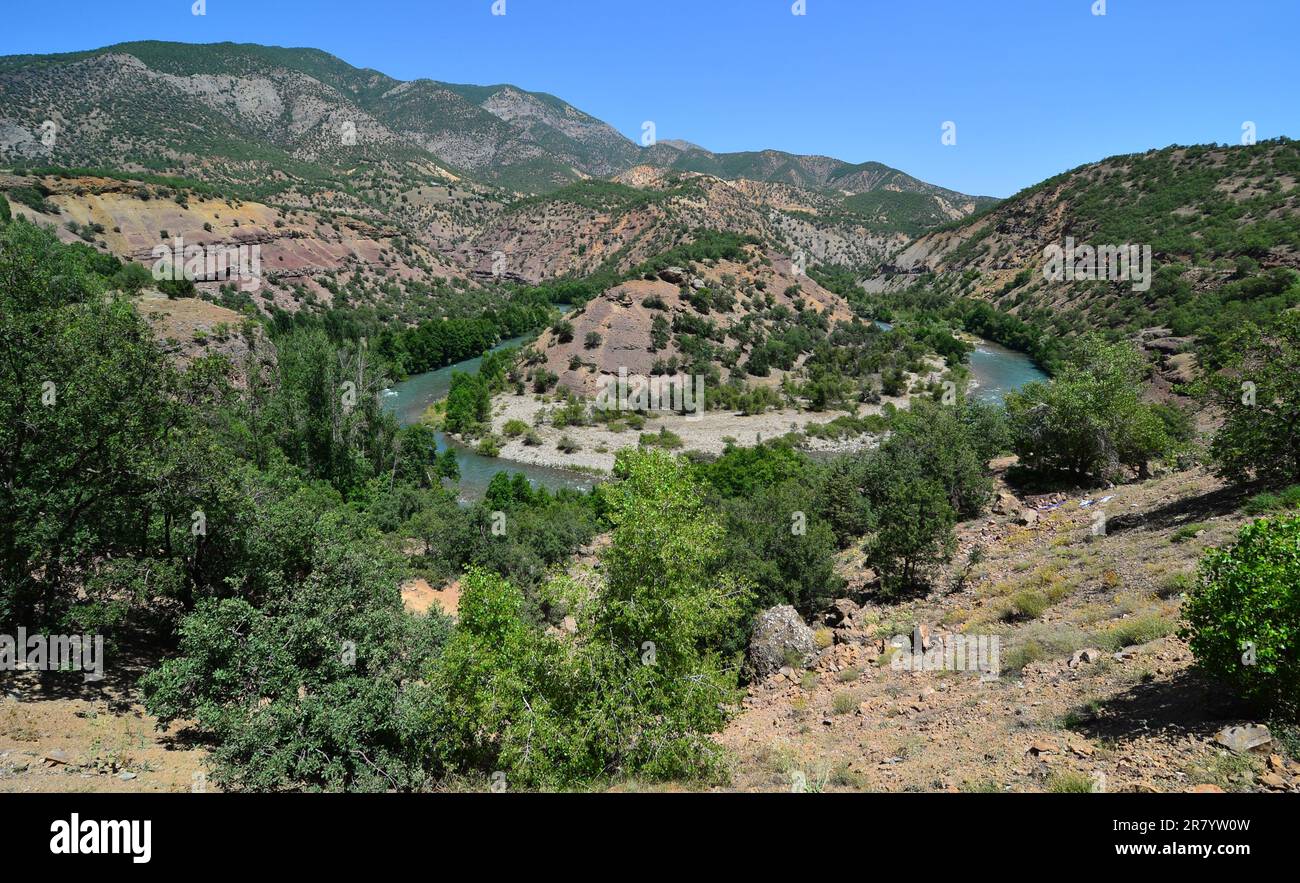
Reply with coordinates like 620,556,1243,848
746,605,817,681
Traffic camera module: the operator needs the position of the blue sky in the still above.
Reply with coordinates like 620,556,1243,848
3,0,1297,197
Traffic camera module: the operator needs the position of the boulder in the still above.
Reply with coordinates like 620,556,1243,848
1016,509,1039,526
657,266,688,285
992,490,1019,515
1215,724,1272,754
824,598,860,628
746,605,817,680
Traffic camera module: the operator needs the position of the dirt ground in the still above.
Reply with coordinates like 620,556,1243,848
0,649,209,793
715,466,1300,793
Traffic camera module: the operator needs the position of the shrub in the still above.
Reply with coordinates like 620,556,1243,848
1242,484,1300,517
1183,516,1300,715
1046,771,1099,793
1198,312,1300,484
502,419,529,438
1007,335,1181,484
1005,590,1050,621
832,691,859,715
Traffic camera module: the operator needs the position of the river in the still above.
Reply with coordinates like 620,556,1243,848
383,323,1048,500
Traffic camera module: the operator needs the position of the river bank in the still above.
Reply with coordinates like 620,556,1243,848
385,331,1047,494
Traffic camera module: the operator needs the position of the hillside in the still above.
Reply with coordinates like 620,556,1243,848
868,140,1300,342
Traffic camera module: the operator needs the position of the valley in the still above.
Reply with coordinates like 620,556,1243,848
3,31,1299,804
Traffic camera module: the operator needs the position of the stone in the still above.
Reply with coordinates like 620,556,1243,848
44,749,71,766
992,491,1019,515
657,266,688,285
117,771,137,781
1214,724,1272,754
747,604,818,681
1069,648,1104,668
1189,784,1225,793
1259,772,1287,789
1016,509,1039,526
824,598,859,628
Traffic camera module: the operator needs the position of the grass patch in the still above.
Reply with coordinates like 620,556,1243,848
1046,771,1098,793
1093,614,1175,652
832,691,860,715
1171,522,1211,543
1242,484,1300,517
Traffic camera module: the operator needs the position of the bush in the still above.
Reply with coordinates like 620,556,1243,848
1183,516,1300,715
1007,335,1180,484
502,419,529,438
1198,311,1300,484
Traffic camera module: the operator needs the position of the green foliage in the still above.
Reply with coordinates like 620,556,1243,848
443,372,490,435
1183,516,1300,716
695,440,812,498
1006,335,1181,485
1197,312,1300,485
142,513,452,792
421,451,750,786
860,445,957,596
0,221,182,625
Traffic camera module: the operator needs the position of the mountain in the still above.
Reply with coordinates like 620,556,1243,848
0,41,988,211
867,139,1300,342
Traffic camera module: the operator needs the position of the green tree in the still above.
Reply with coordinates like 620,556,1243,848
1197,312,1300,484
1182,515,1300,716
861,446,957,596
143,513,452,792
0,221,181,625
1005,335,1176,484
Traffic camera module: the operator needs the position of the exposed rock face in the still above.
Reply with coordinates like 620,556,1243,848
136,293,277,388
746,605,817,681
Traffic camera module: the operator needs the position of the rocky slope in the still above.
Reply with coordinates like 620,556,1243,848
718,465,1300,793
865,139,1300,338
527,241,853,397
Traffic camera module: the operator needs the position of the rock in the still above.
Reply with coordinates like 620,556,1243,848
824,598,859,628
1069,648,1104,668
689,276,706,291
1215,724,1272,754
117,771,137,781
1259,772,1287,789
992,490,1019,515
1016,509,1039,526
747,605,818,681
1189,784,1226,793
561,615,577,634
44,749,71,766
901,623,936,654
1269,754,1286,772
657,266,688,285
1027,740,1056,757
